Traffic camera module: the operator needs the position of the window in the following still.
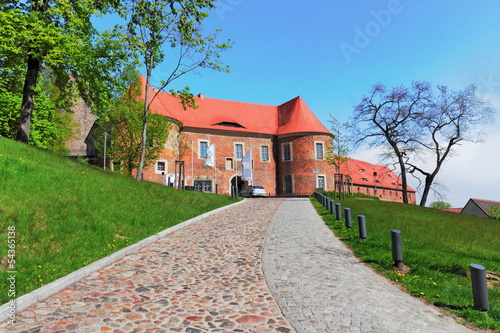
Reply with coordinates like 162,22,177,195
235,143,243,159
361,178,368,182
225,158,233,170
261,145,269,161
317,175,325,190
194,180,212,193
282,143,292,161
315,142,324,159
155,160,167,174
359,169,366,173
284,175,293,193
199,140,208,158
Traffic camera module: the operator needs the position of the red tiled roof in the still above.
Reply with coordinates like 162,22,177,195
441,208,463,213
338,158,416,192
140,76,331,136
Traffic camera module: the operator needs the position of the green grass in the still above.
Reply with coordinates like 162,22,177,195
313,192,500,331
0,137,239,305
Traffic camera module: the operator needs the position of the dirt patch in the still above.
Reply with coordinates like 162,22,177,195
486,271,500,290
393,264,411,275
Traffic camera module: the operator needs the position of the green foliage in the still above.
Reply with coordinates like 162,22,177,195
92,77,172,175
430,201,452,209
0,79,77,151
326,116,351,173
313,195,500,330
123,0,233,179
0,1,133,142
0,137,239,304
488,204,500,220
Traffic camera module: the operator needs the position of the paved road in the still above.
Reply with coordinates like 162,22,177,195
1,198,476,332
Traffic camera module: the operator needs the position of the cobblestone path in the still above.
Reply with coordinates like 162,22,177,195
2,198,295,333
262,198,474,333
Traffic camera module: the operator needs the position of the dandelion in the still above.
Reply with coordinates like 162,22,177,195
433,282,437,285
420,292,425,296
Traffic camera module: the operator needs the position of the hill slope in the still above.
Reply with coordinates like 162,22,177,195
0,137,238,304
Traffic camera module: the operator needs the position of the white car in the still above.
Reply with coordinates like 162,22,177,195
240,185,267,197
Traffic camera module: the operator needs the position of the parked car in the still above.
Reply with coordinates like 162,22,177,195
240,185,267,197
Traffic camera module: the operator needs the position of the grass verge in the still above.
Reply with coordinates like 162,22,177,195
313,192,500,331
0,137,239,305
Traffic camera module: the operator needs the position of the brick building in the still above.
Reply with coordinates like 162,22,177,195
337,158,417,204
71,76,416,203
140,77,336,196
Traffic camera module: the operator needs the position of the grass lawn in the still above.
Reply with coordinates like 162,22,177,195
313,192,500,331
0,137,239,305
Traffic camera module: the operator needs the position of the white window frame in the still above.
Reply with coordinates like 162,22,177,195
155,160,168,174
225,157,234,170
198,140,209,159
260,145,270,162
281,142,293,161
314,141,324,160
234,142,244,160
316,174,326,190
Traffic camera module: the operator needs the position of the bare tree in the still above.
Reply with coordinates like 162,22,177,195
407,85,493,206
353,82,493,206
352,82,431,204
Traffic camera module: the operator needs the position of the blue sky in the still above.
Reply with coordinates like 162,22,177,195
110,1,500,207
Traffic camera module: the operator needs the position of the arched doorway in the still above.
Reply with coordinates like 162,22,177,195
230,176,244,197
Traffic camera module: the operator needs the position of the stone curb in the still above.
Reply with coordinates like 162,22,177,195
0,199,245,323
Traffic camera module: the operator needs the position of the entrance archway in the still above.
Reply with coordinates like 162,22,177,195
230,176,244,197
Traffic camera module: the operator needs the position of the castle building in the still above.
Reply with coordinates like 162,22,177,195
140,77,336,196
73,76,416,203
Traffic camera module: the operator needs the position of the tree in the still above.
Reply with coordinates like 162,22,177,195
0,1,130,144
353,82,493,206
326,116,350,173
488,204,500,220
92,76,171,175
124,0,232,180
429,201,452,209
353,82,431,204
406,85,492,206
0,73,78,151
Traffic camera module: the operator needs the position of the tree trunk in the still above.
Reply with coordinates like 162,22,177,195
397,155,409,204
419,175,434,207
16,53,40,143
136,67,151,181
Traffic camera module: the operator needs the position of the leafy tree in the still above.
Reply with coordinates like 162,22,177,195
326,116,350,173
429,201,452,209
353,82,492,206
92,76,171,176
0,1,130,144
488,204,500,220
123,0,232,180
0,75,77,151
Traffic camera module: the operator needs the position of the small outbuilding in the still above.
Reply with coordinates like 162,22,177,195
461,198,500,219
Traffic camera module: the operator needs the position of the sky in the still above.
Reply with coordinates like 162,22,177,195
106,0,500,207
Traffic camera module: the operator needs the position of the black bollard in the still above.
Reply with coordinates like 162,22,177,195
358,215,367,239
329,199,335,214
335,203,342,220
345,208,352,228
391,230,403,268
470,264,490,311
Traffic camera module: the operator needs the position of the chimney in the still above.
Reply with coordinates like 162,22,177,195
198,93,205,99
